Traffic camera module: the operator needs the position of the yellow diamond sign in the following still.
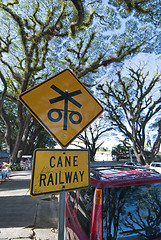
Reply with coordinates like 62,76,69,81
30,149,90,196
19,69,103,147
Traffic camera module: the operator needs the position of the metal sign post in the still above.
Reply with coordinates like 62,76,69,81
58,192,65,240
59,146,65,240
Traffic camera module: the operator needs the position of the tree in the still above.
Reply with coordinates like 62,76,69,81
0,0,89,162
103,187,128,239
112,139,133,161
72,117,112,161
122,184,161,239
98,66,161,165
0,0,160,163
148,118,161,161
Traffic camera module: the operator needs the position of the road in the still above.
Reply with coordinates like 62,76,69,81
0,170,58,240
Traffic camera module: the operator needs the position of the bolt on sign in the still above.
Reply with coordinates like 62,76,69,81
30,149,90,196
19,69,103,148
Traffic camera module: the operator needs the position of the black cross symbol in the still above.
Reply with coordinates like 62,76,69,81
48,85,82,130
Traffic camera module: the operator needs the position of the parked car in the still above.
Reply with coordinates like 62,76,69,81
65,164,161,240
150,162,161,174
123,161,146,168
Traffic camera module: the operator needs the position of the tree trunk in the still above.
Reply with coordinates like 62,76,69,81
150,121,161,163
132,141,147,165
11,107,32,163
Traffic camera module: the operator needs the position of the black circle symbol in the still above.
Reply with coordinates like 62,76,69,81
48,109,62,122
69,111,82,124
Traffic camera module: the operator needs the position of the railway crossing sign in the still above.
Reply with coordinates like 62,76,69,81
30,149,90,196
19,69,103,147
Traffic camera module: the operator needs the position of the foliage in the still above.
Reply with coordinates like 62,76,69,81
122,184,161,239
98,66,161,165
103,183,161,239
103,187,129,239
110,0,161,28
0,0,160,163
11,163,22,171
112,139,133,161
72,116,112,161
98,147,109,152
